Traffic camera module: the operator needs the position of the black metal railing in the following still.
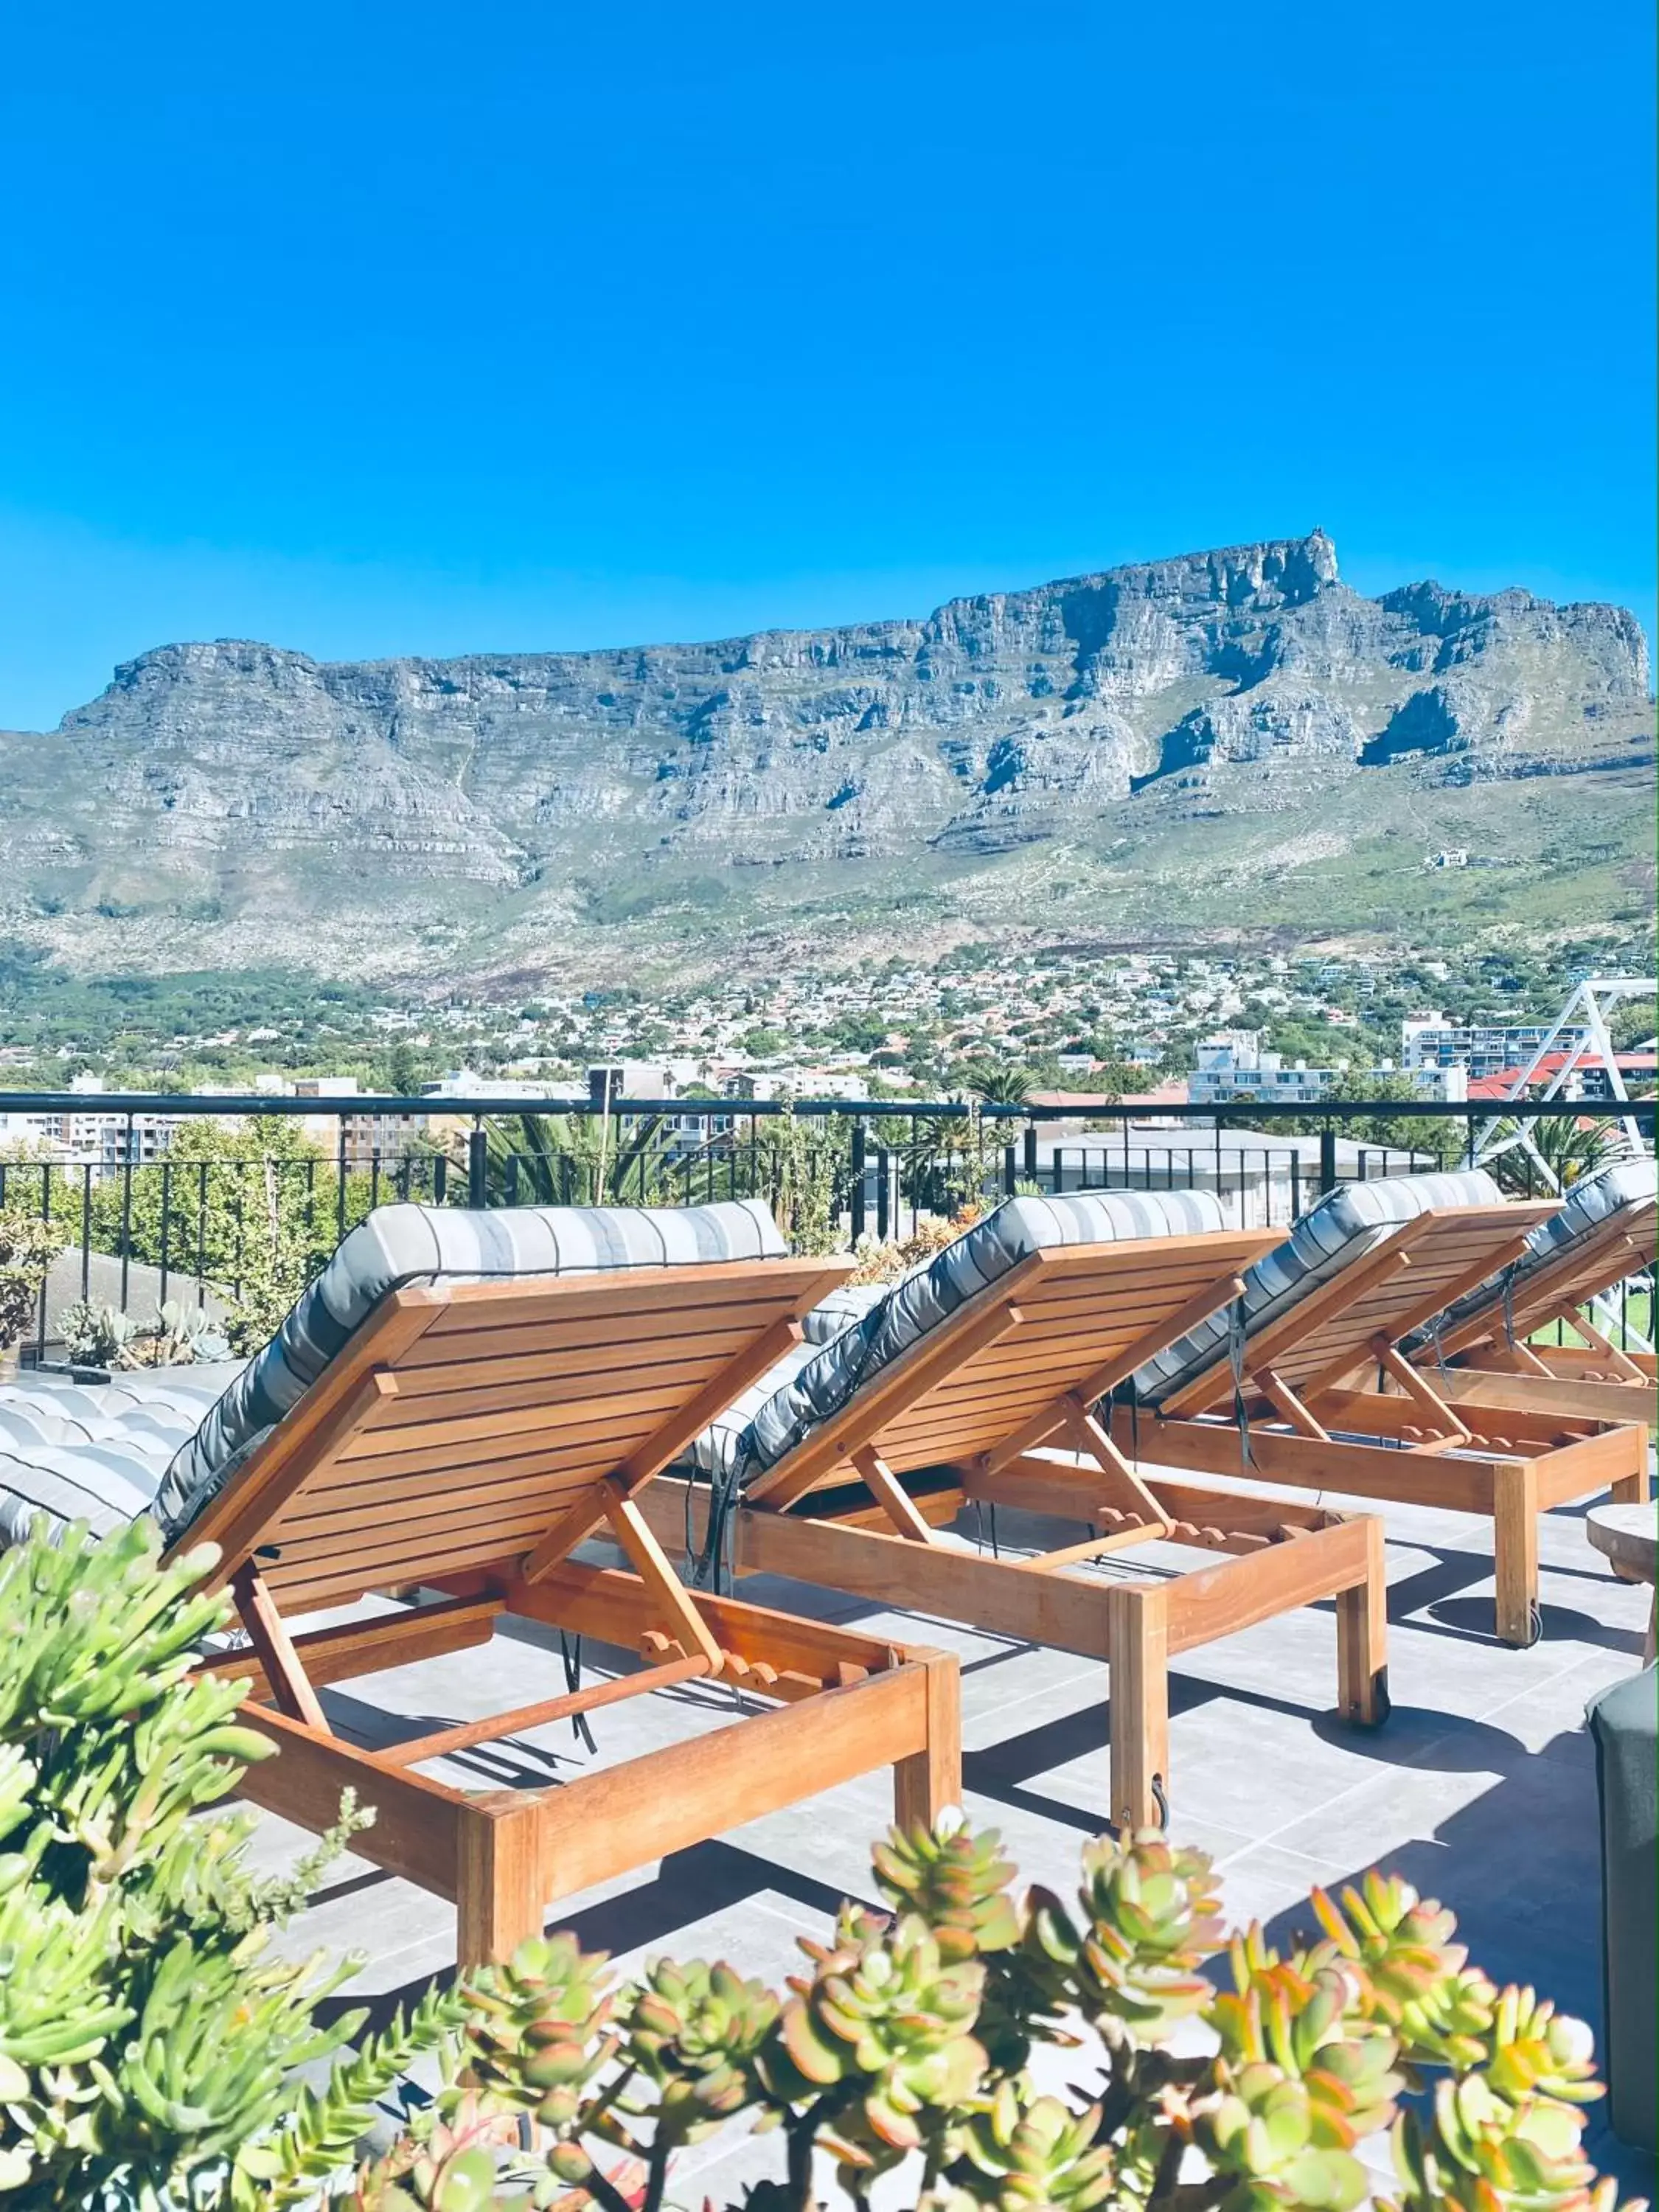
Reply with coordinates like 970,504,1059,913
0,1090,1651,1363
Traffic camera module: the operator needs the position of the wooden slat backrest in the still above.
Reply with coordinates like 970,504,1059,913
1425,1199,1658,1360
746,1229,1283,1504
1164,1203,1557,1415
175,1255,850,1613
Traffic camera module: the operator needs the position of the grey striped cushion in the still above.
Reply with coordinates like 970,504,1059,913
0,1367,244,1546
1402,1156,1658,1357
154,1200,787,1542
695,1190,1230,1492
1130,1169,1506,1407
799,1281,887,1344
689,1281,886,1480
0,1201,786,1552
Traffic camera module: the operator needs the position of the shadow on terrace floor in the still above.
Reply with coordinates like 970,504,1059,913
1248,1718,1657,2202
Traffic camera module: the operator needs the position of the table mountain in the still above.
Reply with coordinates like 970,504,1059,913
1,530,1651,981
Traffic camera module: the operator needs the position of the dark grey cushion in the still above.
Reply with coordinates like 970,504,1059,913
691,1189,1231,1492
1130,1169,1506,1407
799,1281,886,1344
1587,1665,1658,2150
1403,1157,1657,1360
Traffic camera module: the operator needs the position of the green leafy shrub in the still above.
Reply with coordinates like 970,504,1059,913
0,1520,462,2208
0,1208,66,1351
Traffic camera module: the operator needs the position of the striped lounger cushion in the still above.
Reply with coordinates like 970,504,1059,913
686,1189,1231,1493
1402,1155,1658,1359
0,1200,787,1552
0,1366,247,1549
1129,1167,1507,1407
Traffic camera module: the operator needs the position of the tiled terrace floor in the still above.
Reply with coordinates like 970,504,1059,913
245,1464,1658,2202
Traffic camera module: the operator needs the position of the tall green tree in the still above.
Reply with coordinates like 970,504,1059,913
88,1119,363,1352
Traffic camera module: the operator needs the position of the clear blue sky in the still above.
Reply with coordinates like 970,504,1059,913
1,0,1652,730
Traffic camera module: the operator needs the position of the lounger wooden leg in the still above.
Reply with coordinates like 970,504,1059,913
893,1649,962,1833
456,1801,546,1971
1335,1517,1388,1726
1492,1461,1540,1648
1610,1461,1651,1507
1106,1585,1169,1832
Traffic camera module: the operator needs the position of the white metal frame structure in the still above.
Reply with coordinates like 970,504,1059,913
1471,977,1655,1352
1472,977,1656,1186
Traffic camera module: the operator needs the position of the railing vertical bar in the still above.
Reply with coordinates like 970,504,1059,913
119,1114,134,1313
35,1162,50,1360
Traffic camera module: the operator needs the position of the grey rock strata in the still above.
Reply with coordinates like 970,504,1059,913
0,530,1649,978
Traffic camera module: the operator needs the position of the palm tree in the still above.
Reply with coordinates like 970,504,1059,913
479,1109,673,1207
1486,1114,1619,1198
965,1062,1032,1107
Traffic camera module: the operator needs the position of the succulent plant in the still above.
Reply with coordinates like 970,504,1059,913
1308,1874,1497,2071
764,1902,990,2176
1028,1831,1224,2044
1200,1937,1405,2212
625,1955,779,2146
872,1820,1022,1961
1391,2069,1602,2212
61,1296,232,1370
935,2078,1118,2210
0,1530,1630,2212
60,1298,139,1369
0,1520,456,2208
460,1932,620,2134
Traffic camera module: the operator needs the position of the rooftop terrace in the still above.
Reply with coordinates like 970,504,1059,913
241,1467,1657,2202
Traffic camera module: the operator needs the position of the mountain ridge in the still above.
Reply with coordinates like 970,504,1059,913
2,530,1652,987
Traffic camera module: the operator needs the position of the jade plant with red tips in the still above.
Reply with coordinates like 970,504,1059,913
344,1823,1644,2212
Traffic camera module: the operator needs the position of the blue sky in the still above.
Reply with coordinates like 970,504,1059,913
1,0,1652,730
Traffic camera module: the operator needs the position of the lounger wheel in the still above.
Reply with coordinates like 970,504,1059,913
1351,1666,1391,1730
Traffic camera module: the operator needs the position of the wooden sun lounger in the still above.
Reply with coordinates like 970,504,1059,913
640,1228,1391,1834
1116,1200,1650,1648
176,1255,961,1967
1408,1193,1658,1427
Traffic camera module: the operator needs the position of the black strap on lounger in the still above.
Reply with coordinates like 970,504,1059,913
971,1499,1000,1557
1227,1294,1255,1468
1501,1268,1519,1350
691,1447,742,1596
558,1632,598,1754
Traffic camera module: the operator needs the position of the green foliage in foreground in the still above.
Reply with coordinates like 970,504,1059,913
0,1522,465,2210
355,1822,1637,2212
0,1520,1640,2212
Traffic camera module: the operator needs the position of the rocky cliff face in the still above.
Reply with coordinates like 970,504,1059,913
1,531,1650,978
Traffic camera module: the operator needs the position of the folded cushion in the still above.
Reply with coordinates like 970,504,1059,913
693,1189,1231,1492
1403,1155,1658,1357
1130,1168,1506,1407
